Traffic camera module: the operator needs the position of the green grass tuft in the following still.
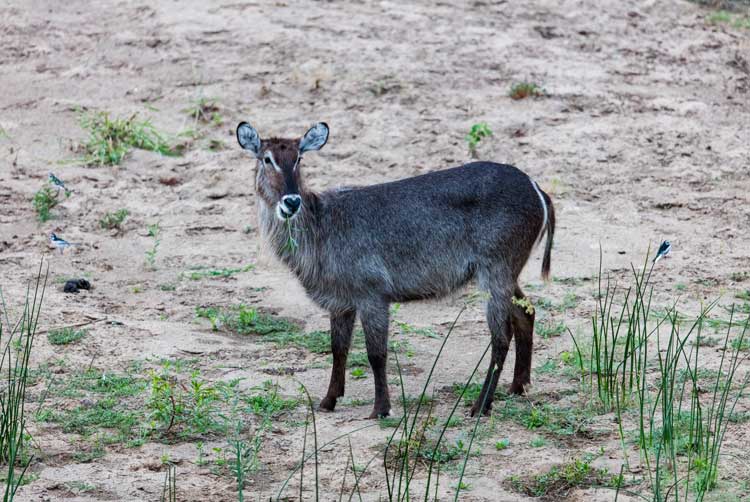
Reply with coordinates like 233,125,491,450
33,186,59,222
80,111,180,166
196,305,298,337
507,456,617,498
183,264,253,281
99,209,129,230
510,82,545,100
47,327,87,345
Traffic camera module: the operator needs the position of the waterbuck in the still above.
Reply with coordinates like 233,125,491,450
236,121,555,418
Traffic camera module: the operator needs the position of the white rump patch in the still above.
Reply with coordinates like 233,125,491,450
530,178,548,246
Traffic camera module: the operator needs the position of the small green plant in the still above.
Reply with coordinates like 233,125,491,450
537,321,566,338
350,368,367,380
47,327,86,345
208,139,226,151
225,381,291,501
146,367,222,437
451,381,484,407
196,305,298,339
183,97,222,126
465,122,492,156
390,307,439,338
99,209,129,230
64,481,96,494
195,442,207,466
509,82,545,100
731,336,750,351
33,186,59,222
244,381,300,417
145,222,161,269
495,438,510,450
80,111,179,166
529,436,547,448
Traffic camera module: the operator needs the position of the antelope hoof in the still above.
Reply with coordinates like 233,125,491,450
509,382,528,395
470,399,493,417
369,407,390,419
319,396,337,411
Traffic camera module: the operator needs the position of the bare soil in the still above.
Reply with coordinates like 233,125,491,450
1,0,749,501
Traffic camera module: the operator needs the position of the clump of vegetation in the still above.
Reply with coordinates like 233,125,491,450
569,252,750,499
195,305,298,338
145,222,161,269
183,264,253,281
350,368,367,380
731,336,750,351
80,111,179,166
47,327,87,345
706,10,750,29
99,209,129,230
451,380,485,407
391,303,439,338
465,122,492,157
507,457,618,499
33,186,60,222
509,82,545,100
537,320,566,338
147,368,226,437
65,481,96,495
184,97,223,127
1,263,47,497
207,139,226,151
495,438,510,450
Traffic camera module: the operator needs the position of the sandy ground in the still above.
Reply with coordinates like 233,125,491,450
1,0,749,500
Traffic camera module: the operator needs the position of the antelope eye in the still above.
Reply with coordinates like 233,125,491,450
263,156,272,165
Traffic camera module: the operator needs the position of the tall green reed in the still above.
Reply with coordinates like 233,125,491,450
571,249,748,500
1,261,47,501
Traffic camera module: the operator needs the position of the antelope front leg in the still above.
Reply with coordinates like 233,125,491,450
319,309,356,411
360,301,391,418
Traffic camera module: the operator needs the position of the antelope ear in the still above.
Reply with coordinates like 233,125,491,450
236,122,261,156
299,122,329,153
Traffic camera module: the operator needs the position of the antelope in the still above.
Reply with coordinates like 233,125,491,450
236,121,555,418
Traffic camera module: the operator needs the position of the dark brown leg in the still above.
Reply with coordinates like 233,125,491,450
319,309,356,411
470,357,498,417
471,280,512,416
509,286,534,395
360,301,391,418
